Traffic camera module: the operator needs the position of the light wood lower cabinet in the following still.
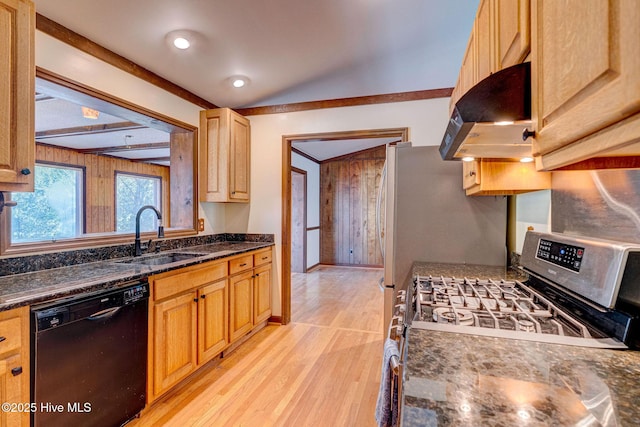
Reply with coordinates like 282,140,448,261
0,307,29,427
198,280,228,363
152,292,198,397
148,260,228,401
253,263,272,324
148,247,272,403
230,248,273,342
229,270,254,342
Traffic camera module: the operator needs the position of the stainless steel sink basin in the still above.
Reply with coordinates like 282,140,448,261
118,252,205,266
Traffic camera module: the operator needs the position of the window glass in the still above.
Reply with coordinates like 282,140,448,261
11,164,84,243
115,173,162,233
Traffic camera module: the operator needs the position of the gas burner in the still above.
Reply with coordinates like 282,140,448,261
513,318,536,333
433,307,474,326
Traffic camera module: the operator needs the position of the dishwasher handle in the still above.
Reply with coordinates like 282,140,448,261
87,306,122,321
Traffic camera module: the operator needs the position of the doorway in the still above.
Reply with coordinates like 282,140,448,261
291,167,307,273
281,128,409,325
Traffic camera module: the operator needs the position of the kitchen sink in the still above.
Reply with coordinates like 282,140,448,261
118,252,206,266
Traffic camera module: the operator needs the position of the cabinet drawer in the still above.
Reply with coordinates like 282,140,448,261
229,254,253,275
0,317,22,355
254,249,272,266
154,262,228,301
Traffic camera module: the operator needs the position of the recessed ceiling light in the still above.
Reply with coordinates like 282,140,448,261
461,156,475,162
520,157,534,163
165,29,200,51
229,75,250,88
173,37,191,50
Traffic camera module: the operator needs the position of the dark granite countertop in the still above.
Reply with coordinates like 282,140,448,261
402,262,640,427
0,241,273,310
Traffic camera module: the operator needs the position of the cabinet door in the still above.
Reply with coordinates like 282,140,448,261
494,0,530,70
531,0,640,158
476,0,493,82
199,108,250,203
229,112,250,202
197,279,228,364
0,0,34,192
229,271,253,342
153,292,197,397
253,264,272,325
0,354,26,427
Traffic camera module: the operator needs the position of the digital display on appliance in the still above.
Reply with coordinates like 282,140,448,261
536,239,584,272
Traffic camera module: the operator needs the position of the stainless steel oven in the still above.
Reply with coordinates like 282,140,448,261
410,231,640,349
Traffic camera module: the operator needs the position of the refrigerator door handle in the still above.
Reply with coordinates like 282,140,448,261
376,157,387,260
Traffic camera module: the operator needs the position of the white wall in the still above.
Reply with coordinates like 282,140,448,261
35,31,226,233
291,152,320,268
245,97,451,315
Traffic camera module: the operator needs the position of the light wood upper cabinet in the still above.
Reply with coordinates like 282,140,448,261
200,108,250,202
462,159,550,196
0,0,34,192
494,0,530,70
531,0,640,170
449,0,530,113
0,307,30,427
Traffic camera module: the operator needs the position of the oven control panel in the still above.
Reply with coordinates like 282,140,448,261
536,239,584,272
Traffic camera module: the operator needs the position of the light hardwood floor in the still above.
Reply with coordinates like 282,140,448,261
131,266,385,427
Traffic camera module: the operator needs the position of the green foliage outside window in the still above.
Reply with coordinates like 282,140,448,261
116,173,161,233
11,164,82,243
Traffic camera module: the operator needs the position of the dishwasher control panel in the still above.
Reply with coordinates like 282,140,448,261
123,284,149,304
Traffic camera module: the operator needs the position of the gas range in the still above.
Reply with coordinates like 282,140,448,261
410,232,640,349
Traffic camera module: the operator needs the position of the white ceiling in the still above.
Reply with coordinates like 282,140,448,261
33,0,479,109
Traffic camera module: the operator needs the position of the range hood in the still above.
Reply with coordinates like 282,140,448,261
439,62,533,161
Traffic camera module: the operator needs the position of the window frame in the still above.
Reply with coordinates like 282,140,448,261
114,171,163,233
0,68,198,256
9,161,86,244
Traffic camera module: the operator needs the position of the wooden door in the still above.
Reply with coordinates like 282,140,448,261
291,168,306,273
494,0,530,70
229,112,250,201
0,0,34,192
531,0,640,157
253,264,272,324
229,271,253,342
476,0,493,82
153,292,197,397
197,280,228,364
0,354,25,427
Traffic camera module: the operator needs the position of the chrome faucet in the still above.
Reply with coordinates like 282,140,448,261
134,205,164,256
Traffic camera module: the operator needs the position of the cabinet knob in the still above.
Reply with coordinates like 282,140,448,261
240,263,247,267
11,367,22,376
20,168,31,175
255,273,260,277
231,191,236,195
468,171,476,177
193,298,199,303
522,129,536,141
201,294,206,299
0,336,5,343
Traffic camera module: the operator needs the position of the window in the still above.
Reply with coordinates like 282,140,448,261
11,164,84,243
115,172,162,233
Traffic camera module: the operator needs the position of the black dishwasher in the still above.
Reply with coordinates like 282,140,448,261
31,280,149,427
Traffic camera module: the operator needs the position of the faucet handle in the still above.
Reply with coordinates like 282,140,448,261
158,225,165,238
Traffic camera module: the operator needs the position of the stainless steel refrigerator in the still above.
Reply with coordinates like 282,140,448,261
380,143,507,332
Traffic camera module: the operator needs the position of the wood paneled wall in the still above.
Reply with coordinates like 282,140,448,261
36,143,170,234
320,146,385,266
